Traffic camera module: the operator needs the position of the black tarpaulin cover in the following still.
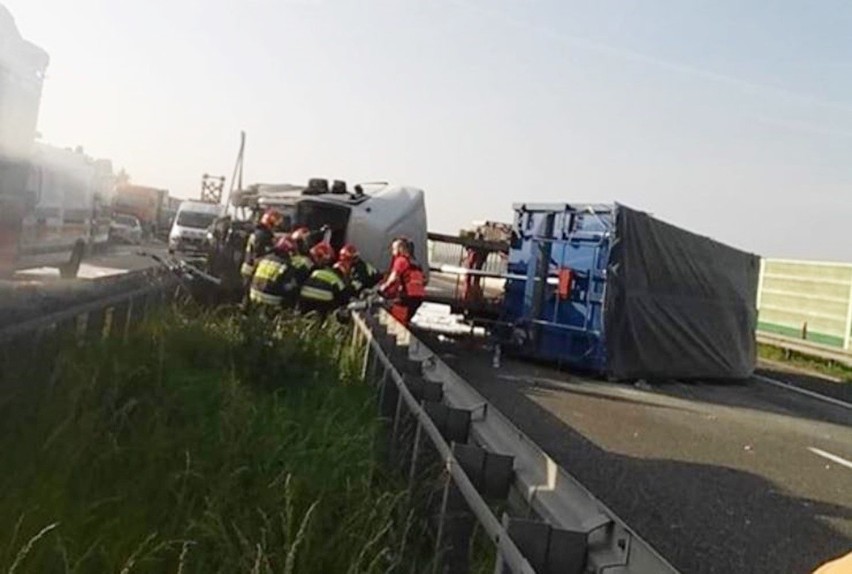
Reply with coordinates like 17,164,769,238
604,205,760,380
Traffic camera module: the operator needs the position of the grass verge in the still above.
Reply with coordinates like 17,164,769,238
758,343,852,383
0,306,430,573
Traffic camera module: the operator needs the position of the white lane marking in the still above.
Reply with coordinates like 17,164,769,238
808,447,852,470
752,374,852,411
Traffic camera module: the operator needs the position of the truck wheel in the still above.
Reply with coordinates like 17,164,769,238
60,242,85,279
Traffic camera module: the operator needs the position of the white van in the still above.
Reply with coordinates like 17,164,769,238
169,200,224,254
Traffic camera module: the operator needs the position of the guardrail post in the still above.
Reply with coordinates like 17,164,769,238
110,303,129,340
434,469,476,574
424,402,471,444
502,517,587,574
86,309,107,340
378,364,398,418
406,375,444,403
408,419,425,491
56,315,79,341
452,444,514,500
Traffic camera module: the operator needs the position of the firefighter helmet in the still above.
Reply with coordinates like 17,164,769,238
339,243,360,262
310,241,335,265
260,209,283,229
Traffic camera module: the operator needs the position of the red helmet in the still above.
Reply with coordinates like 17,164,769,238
272,236,295,255
260,209,283,229
339,243,359,262
310,241,335,265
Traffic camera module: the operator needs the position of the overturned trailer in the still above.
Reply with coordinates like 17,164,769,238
496,203,760,380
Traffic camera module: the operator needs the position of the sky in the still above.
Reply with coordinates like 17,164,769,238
4,0,852,261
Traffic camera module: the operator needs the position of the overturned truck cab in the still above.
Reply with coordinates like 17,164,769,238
208,179,429,296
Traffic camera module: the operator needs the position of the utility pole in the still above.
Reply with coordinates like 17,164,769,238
227,131,246,207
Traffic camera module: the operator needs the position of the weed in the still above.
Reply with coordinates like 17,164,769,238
758,343,852,383
0,307,429,573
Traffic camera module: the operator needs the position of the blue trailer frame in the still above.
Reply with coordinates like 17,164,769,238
501,203,615,372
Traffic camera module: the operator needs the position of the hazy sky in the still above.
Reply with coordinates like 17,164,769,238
5,0,852,261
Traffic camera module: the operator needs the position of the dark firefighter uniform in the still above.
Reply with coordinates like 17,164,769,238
289,253,314,285
299,267,351,315
249,253,299,308
350,259,383,294
240,225,275,285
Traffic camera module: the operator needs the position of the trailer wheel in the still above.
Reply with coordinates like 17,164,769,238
60,242,85,279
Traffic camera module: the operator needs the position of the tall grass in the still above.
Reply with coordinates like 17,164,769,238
0,306,429,573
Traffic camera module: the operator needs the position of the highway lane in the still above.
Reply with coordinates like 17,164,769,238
11,243,166,282
419,335,851,574
0,244,168,328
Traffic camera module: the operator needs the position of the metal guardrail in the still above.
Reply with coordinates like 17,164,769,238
757,332,852,368
353,311,536,573
354,308,679,574
0,272,176,346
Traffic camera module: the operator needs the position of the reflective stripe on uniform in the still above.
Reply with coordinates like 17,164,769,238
240,262,255,277
311,268,345,290
254,259,285,281
300,285,334,302
250,289,283,305
291,255,311,270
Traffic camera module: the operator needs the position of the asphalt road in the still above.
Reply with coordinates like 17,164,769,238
11,243,166,282
0,243,168,328
419,335,851,574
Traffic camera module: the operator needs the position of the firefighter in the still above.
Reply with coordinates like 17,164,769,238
288,227,315,287
249,236,299,310
299,242,349,315
338,243,382,295
240,209,282,290
377,237,426,326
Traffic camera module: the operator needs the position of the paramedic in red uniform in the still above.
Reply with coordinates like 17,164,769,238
377,238,425,326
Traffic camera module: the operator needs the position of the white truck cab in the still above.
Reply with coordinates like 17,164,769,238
232,180,429,277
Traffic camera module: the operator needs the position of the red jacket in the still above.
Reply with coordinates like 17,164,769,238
382,255,425,300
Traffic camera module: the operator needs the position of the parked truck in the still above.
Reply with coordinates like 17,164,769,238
113,185,168,239
19,144,116,273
